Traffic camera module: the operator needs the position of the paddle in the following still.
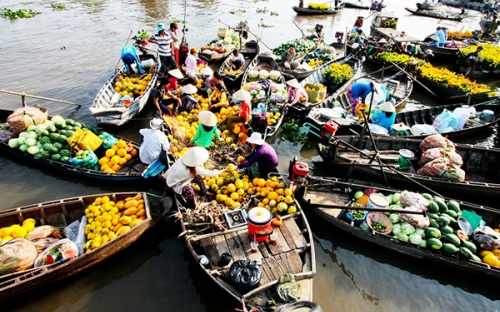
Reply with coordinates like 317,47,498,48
0,89,81,108
389,61,441,99
292,21,307,39
115,30,134,71
310,202,427,215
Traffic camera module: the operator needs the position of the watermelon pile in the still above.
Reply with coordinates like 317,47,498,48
8,115,89,164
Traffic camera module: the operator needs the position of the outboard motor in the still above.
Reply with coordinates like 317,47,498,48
288,157,309,183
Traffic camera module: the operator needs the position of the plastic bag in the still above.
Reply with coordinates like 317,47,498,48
100,133,118,150
432,109,459,133
34,238,79,267
25,225,63,241
419,148,446,165
7,106,48,134
0,238,38,275
473,229,500,250
32,237,61,254
417,158,465,181
227,260,261,292
420,134,455,152
399,208,430,228
400,192,429,211
276,274,301,303
67,129,102,151
70,149,99,169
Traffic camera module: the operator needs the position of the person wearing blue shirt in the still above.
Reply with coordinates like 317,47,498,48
370,102,396,131
432,27,446,47
121,45,144,75
348,81,373,113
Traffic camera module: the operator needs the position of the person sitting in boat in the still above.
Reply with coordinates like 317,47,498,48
184,48,200,84
428,27,445,47
353,29,367,45
152,77,182,116
285,79,308,105
206,71,227,97
229,49,245,71
237,132,279,179
371,0,386,11
225,89,252,132
282,45,296,70
348,81,379,114
189,110,223,148
179,84,199,113
167,68,184,92
370,102,396,132
464,45,483,75
481,14,499,38
120,45,144,75
209,83,229,113
165,147,224,208
198,66,214,97
139,118,170,165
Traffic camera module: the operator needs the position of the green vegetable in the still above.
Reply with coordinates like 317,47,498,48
27,146,40,155
401,222,415,235
409,233,422,245
354,191,364,200
8,138,20,149
440,225,454,235
442,243,459,254
462,240,477,253
428,201,440,213
443,233,461,247
425,227,442,239
426,238,443,250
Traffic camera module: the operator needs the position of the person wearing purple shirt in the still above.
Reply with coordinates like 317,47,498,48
238,132,279,179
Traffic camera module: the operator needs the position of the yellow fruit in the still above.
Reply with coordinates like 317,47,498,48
117,148,127,157
105,149,115,157
483,254,500,267
235,179,244,189
237,156,245,163
12,227,27,238
99,157,110,166
116,226,131,236
227,183,236,193
119,216,132,225
225,137,232,144
224,197,234,207
267,191,278,200
232,202,241,209
269,199,277,207
287,205,297,214
130,219,143,228
277,202,288,213
117,140,127,148
230,192,239,200
22,222,35,232
284,188,293,196
130,148,138,157
227,163,237,172
284,195,294,205
124,199,139,209
124,207,138,216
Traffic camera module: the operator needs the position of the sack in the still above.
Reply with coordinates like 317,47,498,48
227,260,261,292
100,133,118,149
34,239,79,267
0,238,38,275
7,105,48,134
70,149,99,169
420,134,455,152
67,129,102,151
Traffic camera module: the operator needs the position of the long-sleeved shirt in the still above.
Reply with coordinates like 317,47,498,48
121,46,143,74
371,110,396,131
209,89,228,107
350,81,372,102
190,124,222,148
165,160,222,194
286,87,309,105
238,142,279,178
185,54,197,77
139,129,170,165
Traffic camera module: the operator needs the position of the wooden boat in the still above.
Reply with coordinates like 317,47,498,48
404,7,464,21
370,12,420,44
218,40,260,84
292,172,500,281
316,134,500,204
176,174,316,311
287,55,361,116
241,53,285,88
90,53,159,127
292,5,342,15
344,1,371,9
0,192,162,301
281,42,347,81
305,70,413,131
441,0,486,11
0,108,150,182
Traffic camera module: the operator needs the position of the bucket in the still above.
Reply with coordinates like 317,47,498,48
479,110,494,123
367,193,389,210
140,59,154,69
318,89,327,101
247,207,272,243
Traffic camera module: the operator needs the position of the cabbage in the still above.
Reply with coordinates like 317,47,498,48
25,138,37,147
27,146,39,155
248,70,259,79
401,222,415,235
37,124,48,132
8,138,20,149
27,125,38,133
389,213,400,224
396,232,409,242
19,132,30,139
26,132,38,140
269,70,281,80
419,240,427,248
409,233,422,245
392,224,402,236
392,193,401,204
259,70,269,79
18,137,26,145
19,144,29,153
414,228,425,238
51,115,65,124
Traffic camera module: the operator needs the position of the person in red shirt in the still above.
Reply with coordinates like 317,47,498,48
225,89,252,131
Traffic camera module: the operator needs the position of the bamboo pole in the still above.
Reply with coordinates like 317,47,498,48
0,89,79,107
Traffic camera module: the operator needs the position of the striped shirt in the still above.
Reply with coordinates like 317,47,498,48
151,32,173,56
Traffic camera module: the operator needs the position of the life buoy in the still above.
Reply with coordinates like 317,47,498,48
275,301,322,312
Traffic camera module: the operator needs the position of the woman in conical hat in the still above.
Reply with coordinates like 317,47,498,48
370,101,396,132
225,89,252,132
165,146,224,208
190,110,223,148
285,79,308,105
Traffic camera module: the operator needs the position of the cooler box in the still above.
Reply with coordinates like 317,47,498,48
250,112,268,133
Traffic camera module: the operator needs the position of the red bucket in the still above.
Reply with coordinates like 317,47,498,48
247,207,272,243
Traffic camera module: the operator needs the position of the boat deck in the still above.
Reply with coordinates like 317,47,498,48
302,190,348,218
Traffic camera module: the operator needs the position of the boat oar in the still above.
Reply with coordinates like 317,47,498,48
0,89,80,108
292,21,307,38
245,27,273,51
312,202,427,215
389,62,441,99
115,30,134,71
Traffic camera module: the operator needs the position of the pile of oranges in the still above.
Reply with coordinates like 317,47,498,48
0,218,37,244
98,139,138,173
114,74,152,98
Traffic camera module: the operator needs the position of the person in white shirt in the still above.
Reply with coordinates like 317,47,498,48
184,48,199,83
229,49,245,70
165,147,223,208
139,118,170,165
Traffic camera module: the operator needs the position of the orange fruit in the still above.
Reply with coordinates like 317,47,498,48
124,154,132,161
112,164,121,171
267,192,278,201
105,149,115,157
130,148,138,157
118,157,127,165
99,157,110,166
117,140,127,148
117,148,127,157
230,192,239,200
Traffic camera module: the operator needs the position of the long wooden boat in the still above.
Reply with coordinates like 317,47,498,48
287,55,361,116
316,135,500,205
281,42,347,81
306,70,414,131
90,53,159,127
344,1,371,9
292,5,341,15
176,173,316,311
241,54,285,88
421,43,460,59
218,40,260,84
0,108,149,182
0,192,161,301
404,7,464,21
441,0,486,11
292,172,500,281
370,12,421,44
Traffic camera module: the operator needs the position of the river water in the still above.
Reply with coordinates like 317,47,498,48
1,0,499,310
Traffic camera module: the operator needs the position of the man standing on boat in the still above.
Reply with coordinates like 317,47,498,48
167,23,180,67
120,45,144,75
149,23,177,77
238,132,278,179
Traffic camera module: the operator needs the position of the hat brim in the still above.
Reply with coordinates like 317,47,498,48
232,89,252,102
246,137,265,145
200,67,213,75
183,84,198,94
169,69,184,79
286,79,301,89
181,147,209,167
198,110,217,127
378,102,395,113
392,124,410,131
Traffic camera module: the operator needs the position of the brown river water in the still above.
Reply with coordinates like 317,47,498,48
0,0,499,310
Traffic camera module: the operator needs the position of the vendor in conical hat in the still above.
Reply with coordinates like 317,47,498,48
237,132,278,179
189,110,223,148
286,79,308,105
165,146,224,208
225,89,252,132
179,84,199,113
370,101,396,132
